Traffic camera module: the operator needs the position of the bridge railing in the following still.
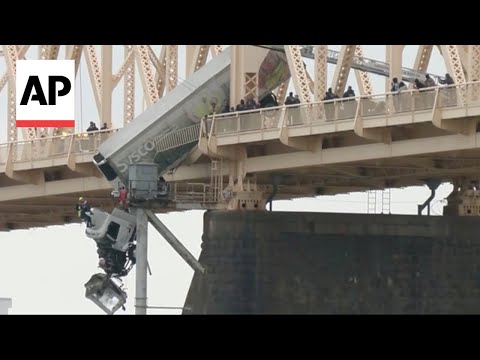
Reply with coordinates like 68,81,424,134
71,129,119,154
0,144,7,164
3,82,480,166
213,107,284,134
172,182,216,203
0,129,118,165
360,88,438,115
210,81,480,136
437,82,480,108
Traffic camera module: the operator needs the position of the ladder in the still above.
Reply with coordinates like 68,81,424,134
210,159,223,202
367,190,377,214
153,123,200,153
367,189,392,214
381,188,391,214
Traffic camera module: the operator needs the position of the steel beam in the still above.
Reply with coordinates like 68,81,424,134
101,45,113,129
135,208,148,315
354,46,374,96
314,45,328,101
331,45,356,97
145,209,205,274
285,45,311,103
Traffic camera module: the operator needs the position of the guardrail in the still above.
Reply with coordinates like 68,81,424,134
0,129,119,165
210,82,480,135
2,81,480,166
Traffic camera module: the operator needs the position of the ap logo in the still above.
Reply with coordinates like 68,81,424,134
16,60,75,128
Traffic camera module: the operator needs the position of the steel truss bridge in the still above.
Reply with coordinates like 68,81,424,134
0,45,479,231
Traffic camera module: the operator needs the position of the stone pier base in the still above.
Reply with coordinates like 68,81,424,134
183,211,480,314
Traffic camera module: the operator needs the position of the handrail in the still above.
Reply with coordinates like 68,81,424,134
1,81,480,165
3,81,478,147
0,128,120,164
208,81,480,120
209,82,480,135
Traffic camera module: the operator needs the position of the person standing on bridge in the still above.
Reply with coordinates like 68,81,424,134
285,92,295,105
87,122,99,132
323,88,336,121
439,73,454,86
439,73,456,106
284,92,295,125
391,78,401,112
424,74,436,88
391,77,400,92
221,100,230,113
342,86,356,117
423,75,436,108
343,86,355,98
397,81,408,111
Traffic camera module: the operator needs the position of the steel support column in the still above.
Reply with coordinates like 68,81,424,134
135,207,148,315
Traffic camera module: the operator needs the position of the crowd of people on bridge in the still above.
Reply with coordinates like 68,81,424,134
216,91,304,115
203,92,304,128
212,72,460,123
387,73,457,111
77,73,459,135
216,72,457,117
86,121,109,132
322,86,356,101
391,73,454,93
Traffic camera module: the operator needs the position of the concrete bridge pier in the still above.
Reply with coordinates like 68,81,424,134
184,211,480,314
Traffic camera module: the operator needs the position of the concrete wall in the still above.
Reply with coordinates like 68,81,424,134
184,211,480,314
0,298,12,315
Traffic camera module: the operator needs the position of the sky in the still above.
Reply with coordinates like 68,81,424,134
0,45,455,314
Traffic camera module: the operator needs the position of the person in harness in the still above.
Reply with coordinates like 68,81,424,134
117,186,128,211
76,197,93,227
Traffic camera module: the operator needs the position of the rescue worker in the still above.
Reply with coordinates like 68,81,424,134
77,197,93,227
118,186,128,210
